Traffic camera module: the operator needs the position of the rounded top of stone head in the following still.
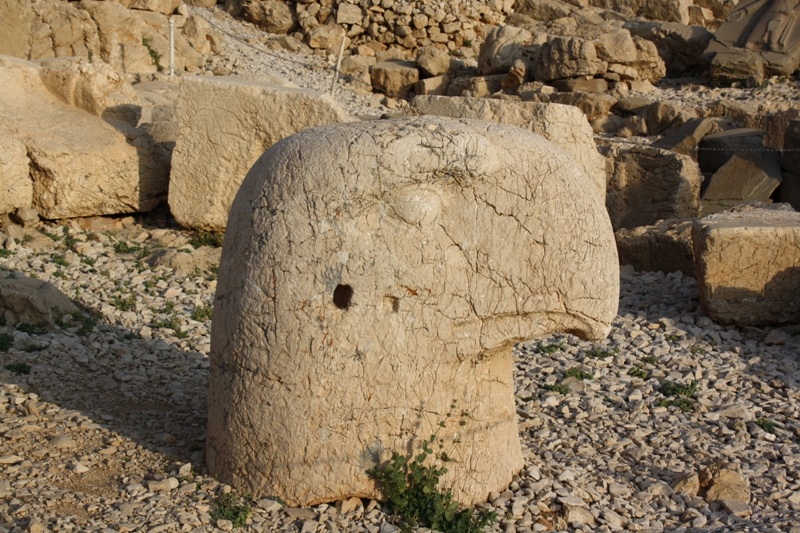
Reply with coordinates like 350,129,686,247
219,116,618,356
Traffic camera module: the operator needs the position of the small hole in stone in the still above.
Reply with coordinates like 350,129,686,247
333,284,353,309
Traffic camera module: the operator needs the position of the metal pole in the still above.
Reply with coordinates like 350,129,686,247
330,36,346,96
169,17,175,77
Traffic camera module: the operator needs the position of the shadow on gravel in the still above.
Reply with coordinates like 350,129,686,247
1,315,210,467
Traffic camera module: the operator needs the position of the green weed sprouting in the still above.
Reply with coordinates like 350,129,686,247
368,402,497,533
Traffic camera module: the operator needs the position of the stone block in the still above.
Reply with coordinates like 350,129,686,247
652,117,716,156
0,133,32,215
783,120,800,174
701,152,782,215
548,91,617,120
370,60,419,98
615,218,695,276
169,76,350,230
207,116,619,508
698,128,766,174
693,208,800,325
602,144,702,230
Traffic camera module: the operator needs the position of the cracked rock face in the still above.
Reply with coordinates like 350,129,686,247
207,117,619,507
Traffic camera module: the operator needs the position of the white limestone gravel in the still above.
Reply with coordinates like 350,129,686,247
1,218,799,533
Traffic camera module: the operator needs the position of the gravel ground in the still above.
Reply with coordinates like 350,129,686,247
1,215,799,533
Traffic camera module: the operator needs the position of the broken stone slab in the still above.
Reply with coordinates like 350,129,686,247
613,96,653,115
407,96,607,199
624,21,713,77
709,46,766,84
477,25,535,76
169,75,350,231
706,0,800,78
698,128,768,175
652,117,717,156
552,78,608,93
0,276,78,327
700,152,782,215
0,56,168,219
615,218,695,276
547,91,617,120
536,36,607,81
369,60,419,99
207,116,619,508
601,144,702,230
692,208,800,325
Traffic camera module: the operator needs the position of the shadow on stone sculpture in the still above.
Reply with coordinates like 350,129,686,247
206,117,620,507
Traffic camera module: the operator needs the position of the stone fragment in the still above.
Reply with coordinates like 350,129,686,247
408,96,607,198
698,128,768,174
459,74,506,98
415,47,450,77
624,21,713,76
0,57,167,218
0,135,32,216
701,153,783,215
536,36,607,81
693,209,800,325
652,117,716,156
514,0,576,21
306,23,346,50
169,76,349,230
614,96,653,115
591,114,623,133
0,277,78,327
415,76,449,96
615,218,695,276
704,469,750,503
478,25,533,75
336,497,362,514
257,498,283,512
336,3,362,25
244,0,294,33
646,101,682,135
207,116,619,507
602,144,702,230
552,78,608,93
51,435,78,448
710,47,766,84
721,499,752,517
548,91,617,121
672,471,700,497
370,60,419,99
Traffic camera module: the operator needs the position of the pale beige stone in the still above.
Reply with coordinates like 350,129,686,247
671,471,700,497
693,209,800,325
0,56,167,218
477,25,534,75
37,58,141,117
408,96,606,199
169,76,350,230
0,133,32,215
615,218,695,276
537,36,607,81
0,276,78,326
705,469,750,503
602,144,702,230
370,60,419,98
207,116,619,508
0,0,35,59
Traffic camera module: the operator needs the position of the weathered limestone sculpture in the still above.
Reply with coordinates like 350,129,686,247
207,117,620,507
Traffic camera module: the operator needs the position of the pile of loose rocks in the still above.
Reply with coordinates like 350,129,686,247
1,212,798,532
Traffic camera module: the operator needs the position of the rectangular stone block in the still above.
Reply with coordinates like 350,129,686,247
692,208,800,325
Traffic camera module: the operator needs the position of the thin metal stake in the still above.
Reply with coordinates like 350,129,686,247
330,36,346,96
168,17,175,77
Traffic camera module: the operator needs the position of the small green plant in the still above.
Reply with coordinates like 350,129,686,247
163,301,176,313
16,322,48,335
21,235,33,245
88,50,93,63
660,380,697,398
628,366,650,380
641,355,658,365
44,231,61,242
100,269,111,278
22,343,47,352
134,260,147,273
0,249,12,258
191,305,213,322
755,418,782,434
689,344,706,355
114,242,142,254
0,333,13,351
658,397,694,412
463,39,473,47
585,346,619,359
564,367,592,380
542,384,570,395
5,362,31,374
368,403,497,533
209,493,251,528
53,269,66,279
533,342,564,354
189,230,224,249
122,332,138,340
80,256,96,266
142,36,164,72
62,236,77,252
112,294,136,311
664,334,680,342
